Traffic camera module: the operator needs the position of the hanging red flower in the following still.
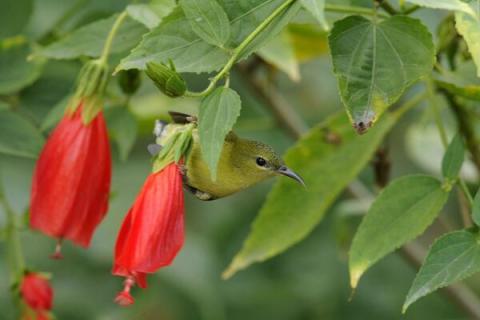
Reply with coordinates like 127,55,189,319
20,272,53,320
113,163,185,306
30,61,111,256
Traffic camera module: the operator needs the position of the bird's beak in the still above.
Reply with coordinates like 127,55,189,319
277,166,306,187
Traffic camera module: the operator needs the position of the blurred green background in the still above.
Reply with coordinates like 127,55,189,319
0,0,475,319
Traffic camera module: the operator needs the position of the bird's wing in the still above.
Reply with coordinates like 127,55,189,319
169,111,195,124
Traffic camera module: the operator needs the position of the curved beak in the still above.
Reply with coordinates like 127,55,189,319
277,166,306,187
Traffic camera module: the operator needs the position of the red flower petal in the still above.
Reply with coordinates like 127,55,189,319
30,104,111,247
20,273,53,311
113,163,184,287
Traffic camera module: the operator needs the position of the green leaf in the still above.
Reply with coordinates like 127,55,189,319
257,31,300,81
0,109,44,158
40,96,69,132
222,111,396,279
403,230,480,312
0,39,44,94
199,87,241,180
406,0,476,17
474,187,480,226
0,0,33,39
126,1,176,29
180,0,231,47
116,0,301,73
37,14,148,60
349,175,450,288
328,15,434,133
455,11,480,77
105,107,138,162
442,134,465,180
301,0,328,30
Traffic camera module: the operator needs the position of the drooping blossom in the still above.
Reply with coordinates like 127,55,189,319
113,163,185,306
20,272,53,320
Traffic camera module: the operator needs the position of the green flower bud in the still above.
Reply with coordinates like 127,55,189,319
118,69,141,95
145,61,187,97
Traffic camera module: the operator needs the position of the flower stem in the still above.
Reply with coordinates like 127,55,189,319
98,11,129,65
186,0,297,97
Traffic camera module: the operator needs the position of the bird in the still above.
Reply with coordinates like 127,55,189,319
148,112,304,201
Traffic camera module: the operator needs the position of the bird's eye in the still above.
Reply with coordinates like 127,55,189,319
256,157,267,167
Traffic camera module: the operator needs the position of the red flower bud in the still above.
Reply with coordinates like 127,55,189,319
20,272,53,316
113,163,184,305
30,103,111,251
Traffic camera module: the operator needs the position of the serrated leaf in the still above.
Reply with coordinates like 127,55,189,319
0,109,44,158
105,107,138,162
349,175,450,288
0,0,33,39
403,230,480,312
180,0,231,47
0,40,44,94
455,10,480,77
126,1,176,29
258,31,300,81
222,111,396,279
37,14,148,60
116,0,301,73
199,87,241,180
301,0,328,30
406,0,476,17
329,15,434,133
442,134,465,179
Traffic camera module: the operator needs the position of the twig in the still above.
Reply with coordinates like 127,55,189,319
238,62,480,319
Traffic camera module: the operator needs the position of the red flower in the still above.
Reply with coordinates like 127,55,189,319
113,163,184,306
30,103,111,253
20,272,53,319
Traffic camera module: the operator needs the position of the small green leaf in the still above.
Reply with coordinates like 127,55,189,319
301,0,328,30
223,112,396,279
0,109,44,158
403,230,480,312
105,107,138,162
199,87,241,180
257,31,300,82
180,0,231,47
126,1,176,29
455,10,480,77
442,134,465,180
472,188,480,226
0,40,44,94
38,14,148,60
0,0,33,39
406,0,476,17
349,175,450,288
329,15,434,133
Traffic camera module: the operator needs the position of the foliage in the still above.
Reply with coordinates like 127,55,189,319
2,0,480,318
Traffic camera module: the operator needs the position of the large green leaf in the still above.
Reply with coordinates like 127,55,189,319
0,39,44,94
126,1,176,29
116,0,301,73
349,175,450,288
0,110,44,158
37,14,148,60
222,111,396,279
301,0,328,30
328,15,434,133
180,0,231,47
199,87,241,180
403,230,480,312
0,0,33,39
455,10,480,77
405,0,476,17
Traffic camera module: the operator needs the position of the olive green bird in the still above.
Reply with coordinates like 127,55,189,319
148,112,304,201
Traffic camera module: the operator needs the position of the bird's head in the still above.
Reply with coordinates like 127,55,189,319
234,139,305,186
